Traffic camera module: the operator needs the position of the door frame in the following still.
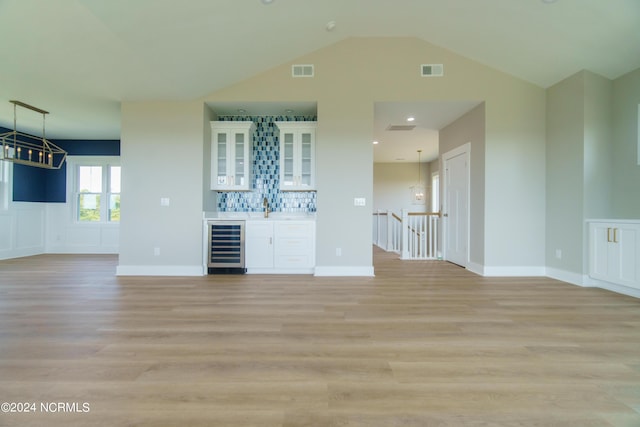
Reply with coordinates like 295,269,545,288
441,142,471,267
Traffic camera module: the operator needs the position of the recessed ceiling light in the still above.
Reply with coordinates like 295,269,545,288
372,141,379,145
261,0,274,4
285,109,294,114
237,109,246,114
326,20,336,32
406,116,415,122
541,0,557,3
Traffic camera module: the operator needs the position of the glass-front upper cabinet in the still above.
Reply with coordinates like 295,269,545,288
274,121,316,191
211,121,255,191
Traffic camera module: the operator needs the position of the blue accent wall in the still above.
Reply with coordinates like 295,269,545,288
55,139,120,156
216,116,317,213
1,127,120,203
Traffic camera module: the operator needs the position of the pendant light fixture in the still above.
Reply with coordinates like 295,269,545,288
410,149,425,204
0,100,67,170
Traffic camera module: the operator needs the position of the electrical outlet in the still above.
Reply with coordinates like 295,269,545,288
336,248,342,256
354,197,366,207
154,247,161,256
160,197,170,206
555,249,562,259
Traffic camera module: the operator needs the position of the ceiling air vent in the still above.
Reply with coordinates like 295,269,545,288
386,124,416,131
421,64,444,77
292,64,314,78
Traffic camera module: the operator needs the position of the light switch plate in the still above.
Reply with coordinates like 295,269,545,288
160,197,170,206
354,197,366,207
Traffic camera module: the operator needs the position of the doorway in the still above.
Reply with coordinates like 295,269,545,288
442,143,470,267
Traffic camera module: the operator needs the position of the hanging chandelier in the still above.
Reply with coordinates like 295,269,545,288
0,100,67,170
410,149,426,204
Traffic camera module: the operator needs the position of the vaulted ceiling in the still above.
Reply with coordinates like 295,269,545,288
1,0,638,161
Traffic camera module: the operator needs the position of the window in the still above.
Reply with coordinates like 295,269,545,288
431,172,440,213
72,157,120,223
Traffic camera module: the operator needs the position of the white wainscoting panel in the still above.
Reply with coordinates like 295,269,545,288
16,207,44,250
0,214,13,252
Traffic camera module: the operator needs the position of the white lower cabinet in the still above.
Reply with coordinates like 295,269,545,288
589,220,640,290
245,220,315,273
245,222,274,269
274,221,315,269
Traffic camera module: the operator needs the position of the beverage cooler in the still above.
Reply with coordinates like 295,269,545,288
207,220,246,274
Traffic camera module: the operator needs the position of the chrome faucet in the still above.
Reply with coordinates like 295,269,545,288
263,197,269,218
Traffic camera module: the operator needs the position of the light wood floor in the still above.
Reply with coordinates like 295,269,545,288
1,248,639,426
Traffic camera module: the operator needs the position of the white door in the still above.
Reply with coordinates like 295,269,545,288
443,144,469,267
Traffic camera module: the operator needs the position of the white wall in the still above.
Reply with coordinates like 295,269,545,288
612,67,640,217
0,158,120,260
439,103,487,271
117,101,205,276
45,156,120,254
0,202,46,260
199,37,546,276
45,204,119,253
202,106,217,213
545,70,614,284
373,162,431,214
546,72,586,277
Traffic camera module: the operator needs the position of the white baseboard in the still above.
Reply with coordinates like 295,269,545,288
314,266,375,277
582,276,640,298
116,265,204,276
46,246,118,255
545,267,586,287
247,268,314,275
452,262,546,278
466,262,484,276
481,266,546,277
0,246,45,261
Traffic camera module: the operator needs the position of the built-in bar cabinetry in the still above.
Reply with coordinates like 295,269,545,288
588,220,640,291
245,221,274,269
211,121,255,191
245,220,315,274
274,121,316,191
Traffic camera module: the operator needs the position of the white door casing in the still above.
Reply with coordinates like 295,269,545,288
442,143,470,267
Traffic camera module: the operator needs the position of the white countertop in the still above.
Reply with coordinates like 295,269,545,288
586,218,640,224
203,211,316,221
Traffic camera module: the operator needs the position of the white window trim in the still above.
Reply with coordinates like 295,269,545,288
67,156,120,224
431,171,440,213
0,148,14,211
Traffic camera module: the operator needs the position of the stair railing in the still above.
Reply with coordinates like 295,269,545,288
374,209,440,259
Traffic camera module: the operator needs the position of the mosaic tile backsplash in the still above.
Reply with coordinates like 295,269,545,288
216,115,317,213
